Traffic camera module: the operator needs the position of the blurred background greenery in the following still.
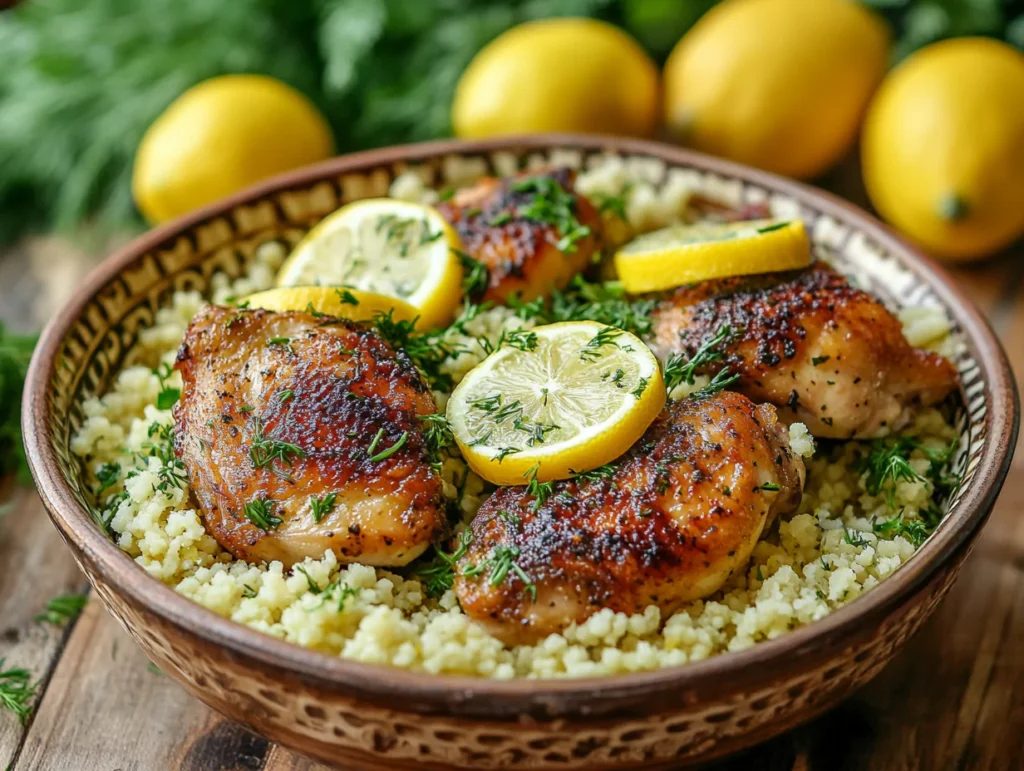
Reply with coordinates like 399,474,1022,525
2,0,1023,246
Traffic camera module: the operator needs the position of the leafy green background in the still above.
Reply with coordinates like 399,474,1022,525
0,0,1022,246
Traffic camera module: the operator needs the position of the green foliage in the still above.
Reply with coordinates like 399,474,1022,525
0,325,37,484
0,0,1020,244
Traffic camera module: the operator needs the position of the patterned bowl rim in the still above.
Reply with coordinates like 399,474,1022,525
23,134,1019,715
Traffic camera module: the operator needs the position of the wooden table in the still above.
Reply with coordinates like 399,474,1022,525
1,235,1022,771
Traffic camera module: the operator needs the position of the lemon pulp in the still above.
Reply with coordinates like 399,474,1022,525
276,199,464,328
447,321,665,485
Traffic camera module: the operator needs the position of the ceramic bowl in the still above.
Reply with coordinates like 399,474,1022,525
23,135,1019,770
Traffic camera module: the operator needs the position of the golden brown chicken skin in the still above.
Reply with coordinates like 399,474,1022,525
454,392,804,645
173,306,445,568
652,262,959,439
436,167,602,304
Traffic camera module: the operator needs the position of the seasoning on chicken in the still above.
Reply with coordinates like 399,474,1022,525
652,262,959,439
454,392,805,645
173,305,445,568
436,167,602,304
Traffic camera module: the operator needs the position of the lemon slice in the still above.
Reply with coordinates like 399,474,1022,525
276,199,464,328
244,286,419,324
614,219,811,293
447,321,665,485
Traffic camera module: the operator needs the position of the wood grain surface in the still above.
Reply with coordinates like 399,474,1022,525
1,234,1021,771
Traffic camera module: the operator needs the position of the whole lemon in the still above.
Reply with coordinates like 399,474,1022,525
663,0,890,179
453,18,659,138
862,38,1024,262
133,75,334,223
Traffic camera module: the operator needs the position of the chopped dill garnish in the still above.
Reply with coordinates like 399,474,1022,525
35,593,87,626
243,498,282,530
335,288,360,305
309,492,338,524
420,413,455,471
524,464,554,510
415,529,473,598
94,462,120,495
463,545,536,601
511,175,591,254
455,249,490,299
631,377,650,399
757,221,790,234
304,302,326,318
0,660,38,726
579,327,623,362
509,276,655,340
249,417,305,476
295,565,323,594
469,394,502,413
591,186,631,221
663,324,738,394
277,389,293,402
854,436,947,507
571,463,617,483
842,525,870,547
267,336,294,353
873,508,941,548
368,431,408,462
756,482,781,492
811,355,830,367
691,369,741,399
493,446,521,463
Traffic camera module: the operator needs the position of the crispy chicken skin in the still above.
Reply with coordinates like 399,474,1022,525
436,167,602,304
454,392,804,645
173,306,445,568
652,262,959,439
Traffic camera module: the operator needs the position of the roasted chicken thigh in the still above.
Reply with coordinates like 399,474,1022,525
437,167,602,304
454,392,805,645
173,306,445,568
653,262,958,438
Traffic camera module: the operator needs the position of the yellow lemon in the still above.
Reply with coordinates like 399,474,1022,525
453,18,659,138
663,0,890,179
447,321,665,485
134,75,334,223
276,199,464,329
615,219,810,293
244,287,419,325
862,38,1024,262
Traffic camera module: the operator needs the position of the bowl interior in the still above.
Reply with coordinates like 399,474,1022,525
26,136,1016,704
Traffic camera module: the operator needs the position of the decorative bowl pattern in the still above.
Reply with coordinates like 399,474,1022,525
23,136,1018,770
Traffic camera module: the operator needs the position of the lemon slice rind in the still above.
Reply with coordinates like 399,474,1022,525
614,219,811,293
447,321,665,485
276,198,464,328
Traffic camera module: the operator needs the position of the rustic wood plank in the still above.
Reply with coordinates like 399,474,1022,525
14,599,271,770
0,487,89,769
263,745,333,771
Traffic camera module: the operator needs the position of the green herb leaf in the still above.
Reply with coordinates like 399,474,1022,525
0,659,38,726
35,593,88,626
243,497,282,530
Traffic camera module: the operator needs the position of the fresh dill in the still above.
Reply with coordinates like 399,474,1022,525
579,327,623,362
842,525,871,548
854,436,954,507
691,369,741,399
590,186,631,221
153,362,180,410
415,529,474,598
0,660,38,726
663,325,738,394
420,413,455,471
509,276,655,340
94,462,121,495
368,431,408,462
455,250,490,299
335,288,360,305
571,464,617,483
511,175,590,254
524,464,554,511
463,545,537,601
243,498,282,530
309,492,338,524
35,593,88,626
631,377,650,399
873,509,940,548
249,417,306,476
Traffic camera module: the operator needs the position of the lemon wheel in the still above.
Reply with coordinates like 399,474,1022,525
276,199,464,329
244,286,419,325
447,321,665,485
614,219,810,293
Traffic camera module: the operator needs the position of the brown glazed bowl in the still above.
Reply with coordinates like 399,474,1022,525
24,135,1018,770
